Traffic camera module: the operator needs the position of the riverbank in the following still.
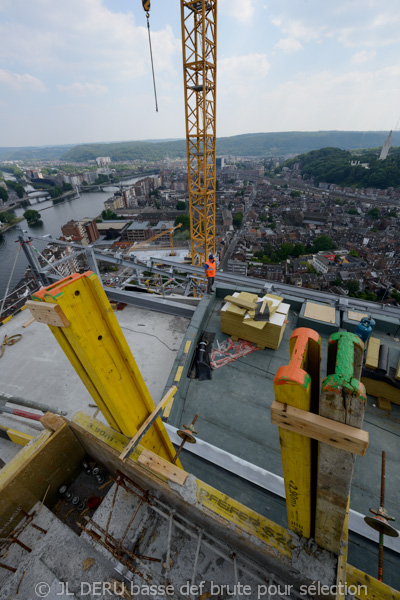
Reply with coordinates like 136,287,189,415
0,174,146,298
0,216,24,234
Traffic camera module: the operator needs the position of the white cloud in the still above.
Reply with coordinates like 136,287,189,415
275,37,303,54
220,0,256,23
271,17,326,43
57,82,108,96
0,0,180,82
351,50,376,65
258,66,399,131
219,53,271,95
0,69,46,92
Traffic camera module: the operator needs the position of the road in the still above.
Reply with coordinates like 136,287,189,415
220,192,253,271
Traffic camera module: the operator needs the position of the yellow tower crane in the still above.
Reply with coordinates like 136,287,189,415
181,1,217,267
143,1,217,267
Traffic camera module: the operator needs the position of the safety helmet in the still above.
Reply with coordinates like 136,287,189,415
209,253,214,259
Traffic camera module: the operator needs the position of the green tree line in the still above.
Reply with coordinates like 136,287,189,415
283,146,400,189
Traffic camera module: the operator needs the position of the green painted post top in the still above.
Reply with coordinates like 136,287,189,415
329,331,364,350
328,332,364,381
322,373,367,401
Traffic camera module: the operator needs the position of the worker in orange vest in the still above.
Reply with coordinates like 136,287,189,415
204,253,216,294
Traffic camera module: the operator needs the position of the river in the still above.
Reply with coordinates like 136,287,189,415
0,178,141,299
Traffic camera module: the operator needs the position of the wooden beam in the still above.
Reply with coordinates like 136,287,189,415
365,337,380,370
31,273,180,467
40,412,67,433
273,327,321,539
346,564,400,600
22,317,36,328
335,496,350,600
137,449,187,486
224,295,256,311
315,332,366,555
0,424,33,446
119,387,177,461
270,401,369,456
25,300,70,328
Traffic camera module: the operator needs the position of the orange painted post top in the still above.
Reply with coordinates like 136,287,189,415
274,327,321,392
33,272,95,301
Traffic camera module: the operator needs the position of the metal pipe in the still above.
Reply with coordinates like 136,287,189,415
190,530,203,600
0,391,67,416
172,414,198,464
0,405,42,421
233,554,239,600
0,562,17,573
164,510,175,583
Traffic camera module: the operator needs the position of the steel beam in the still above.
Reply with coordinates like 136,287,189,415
104,287,196,318
23,234,400,319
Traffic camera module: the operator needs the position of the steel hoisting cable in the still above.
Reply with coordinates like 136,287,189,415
143,4,158,112
0,243,22,319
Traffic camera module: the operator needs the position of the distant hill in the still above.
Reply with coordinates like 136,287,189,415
283,146,400,189
0,145,74,161
61,131,400,162
1,131,399,163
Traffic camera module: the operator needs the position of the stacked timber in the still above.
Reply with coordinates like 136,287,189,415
221,292,289,350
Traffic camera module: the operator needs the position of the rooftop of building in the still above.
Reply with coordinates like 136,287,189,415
1,283,400,591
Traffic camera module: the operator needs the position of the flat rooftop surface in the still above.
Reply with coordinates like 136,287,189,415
0,305,189,463
167,292,400,589
1,290,400,589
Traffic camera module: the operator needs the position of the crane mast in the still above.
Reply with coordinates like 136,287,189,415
180,0,217,266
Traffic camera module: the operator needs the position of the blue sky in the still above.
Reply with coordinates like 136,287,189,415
0,0,399,147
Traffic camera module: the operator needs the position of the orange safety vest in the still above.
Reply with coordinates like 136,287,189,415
205,259,216,277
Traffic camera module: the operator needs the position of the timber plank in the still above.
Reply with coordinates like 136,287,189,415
224,295,257,311
25,300,70,327
137,449,188,485
346,564,400,600
120,387,176,461
270,401,369,456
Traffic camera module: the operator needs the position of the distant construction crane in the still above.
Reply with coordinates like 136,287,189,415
143,1,217,268
125,222,182,256
379,130,392,160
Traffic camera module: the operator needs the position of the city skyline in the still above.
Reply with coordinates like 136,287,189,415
1,0,400,147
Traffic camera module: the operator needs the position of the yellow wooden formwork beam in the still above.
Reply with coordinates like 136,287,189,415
335,495,350,600
273,327,321,538
0,430,51,487
32,272,180,467
346,564,400,600
0,423,33,446
71,411,294,560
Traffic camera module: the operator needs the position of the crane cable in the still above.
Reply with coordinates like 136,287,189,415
143,1,158,112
